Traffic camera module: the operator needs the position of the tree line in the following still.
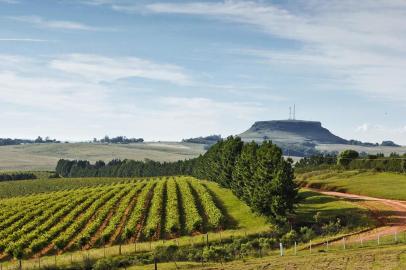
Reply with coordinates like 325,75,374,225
0,172,37,182
296,150,406,173
56,137,298,220
0,136,60,146
93,136,144,144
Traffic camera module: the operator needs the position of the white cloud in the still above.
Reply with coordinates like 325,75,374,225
139,1,406,101
49,54,191,85
0,38,49,42
8,15,110,31
0,0,18,3
0,54,220,141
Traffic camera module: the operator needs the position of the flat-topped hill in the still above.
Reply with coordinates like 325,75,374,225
239,120,348,145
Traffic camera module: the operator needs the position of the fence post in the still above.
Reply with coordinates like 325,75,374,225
395,231,398,243
294,242,297,255
326,240,329,251
343,237,346,250
309,240,312,253
360,238,363,247
279,243,283,256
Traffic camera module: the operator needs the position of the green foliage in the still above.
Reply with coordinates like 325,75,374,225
176,178,203,233
338,150,360,166
144,180,166,238
299,226,316,242
123,181,156,240
189,178,224,229
194,138,298,220
165,178,181,234
0,172,36,182
92,258,118,270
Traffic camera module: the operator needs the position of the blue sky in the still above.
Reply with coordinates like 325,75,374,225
1,0,406,144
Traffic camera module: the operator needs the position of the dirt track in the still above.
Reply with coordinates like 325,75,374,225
309,188,406,242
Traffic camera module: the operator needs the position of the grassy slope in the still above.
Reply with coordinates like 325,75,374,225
0,142,205,171
294,189,373,229
297,170,406,200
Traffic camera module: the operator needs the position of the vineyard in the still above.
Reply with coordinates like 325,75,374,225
0,177,230,260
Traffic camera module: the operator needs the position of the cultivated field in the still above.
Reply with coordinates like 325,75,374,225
0,142,205,171
0,176,269,261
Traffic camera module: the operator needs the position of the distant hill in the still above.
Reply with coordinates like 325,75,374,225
238,120,405,157
239,120,348,145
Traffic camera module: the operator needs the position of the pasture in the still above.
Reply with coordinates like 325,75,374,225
297,170,406,200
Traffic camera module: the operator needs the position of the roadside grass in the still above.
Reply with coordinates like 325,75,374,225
297,170,406,200
294,189,374,230
125,239,406,270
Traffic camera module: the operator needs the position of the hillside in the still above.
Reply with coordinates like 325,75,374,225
239,120,406,157
239,120,348,145
0,176,373,269
0,176,269,261
0,142,205,171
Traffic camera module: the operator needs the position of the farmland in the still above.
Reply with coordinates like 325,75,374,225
0,176,267,261
297,170,406,200
0,142,205,171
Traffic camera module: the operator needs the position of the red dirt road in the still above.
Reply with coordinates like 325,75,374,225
309,188,406,242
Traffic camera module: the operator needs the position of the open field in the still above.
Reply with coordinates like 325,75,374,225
297,170,406,200
0,142,205,171
316,144,406,155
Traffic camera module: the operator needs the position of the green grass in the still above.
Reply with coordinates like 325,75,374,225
294,189,373,229
125,231,406,270
297,170,406,200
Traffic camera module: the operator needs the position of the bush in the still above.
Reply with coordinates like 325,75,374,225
93,258,117,270
299,227,316,242
321,218,342,235
281,230,298,245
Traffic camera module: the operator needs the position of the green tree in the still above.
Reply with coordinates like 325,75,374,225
232,141,257,199
251,141,297,220
337,150,359,166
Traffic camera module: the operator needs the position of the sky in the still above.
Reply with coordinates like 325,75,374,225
1,0,406,144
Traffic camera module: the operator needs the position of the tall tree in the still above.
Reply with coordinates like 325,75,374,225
232,141,257,199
